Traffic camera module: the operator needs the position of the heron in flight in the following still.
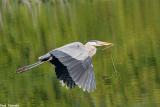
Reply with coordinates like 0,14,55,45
17,40,113,92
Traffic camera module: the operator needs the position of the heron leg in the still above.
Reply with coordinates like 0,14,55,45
17,61,44,73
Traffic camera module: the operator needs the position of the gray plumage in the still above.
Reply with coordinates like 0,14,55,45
49,42,95,92
17,40,113,92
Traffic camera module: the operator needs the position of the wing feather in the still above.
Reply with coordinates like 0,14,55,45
86,66,93,92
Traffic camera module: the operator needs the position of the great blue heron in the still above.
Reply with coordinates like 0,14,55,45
17,40,113,92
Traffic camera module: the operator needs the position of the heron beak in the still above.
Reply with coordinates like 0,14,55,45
102,42,113,46
101,42,113,50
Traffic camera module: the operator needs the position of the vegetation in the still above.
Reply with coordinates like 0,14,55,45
0,0,160,107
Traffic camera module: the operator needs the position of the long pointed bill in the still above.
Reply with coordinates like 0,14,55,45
102,42,113,50
17,61,44,73
102,42,113,46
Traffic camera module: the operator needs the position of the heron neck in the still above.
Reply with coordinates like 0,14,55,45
85,43,97,57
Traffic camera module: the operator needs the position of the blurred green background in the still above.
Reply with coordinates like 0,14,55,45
0,0,160,107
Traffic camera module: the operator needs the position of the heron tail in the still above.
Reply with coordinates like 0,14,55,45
16,61,44,73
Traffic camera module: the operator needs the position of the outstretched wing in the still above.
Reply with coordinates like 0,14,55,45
49,42,96,92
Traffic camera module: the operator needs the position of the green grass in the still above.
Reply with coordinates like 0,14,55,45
0,0,160,107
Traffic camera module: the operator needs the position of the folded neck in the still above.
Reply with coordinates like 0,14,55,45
85,43,97,57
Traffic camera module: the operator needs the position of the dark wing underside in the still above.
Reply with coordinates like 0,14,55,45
49,42,96,92
50,56,76,88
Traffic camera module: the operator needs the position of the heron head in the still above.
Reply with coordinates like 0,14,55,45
87,40,113,47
